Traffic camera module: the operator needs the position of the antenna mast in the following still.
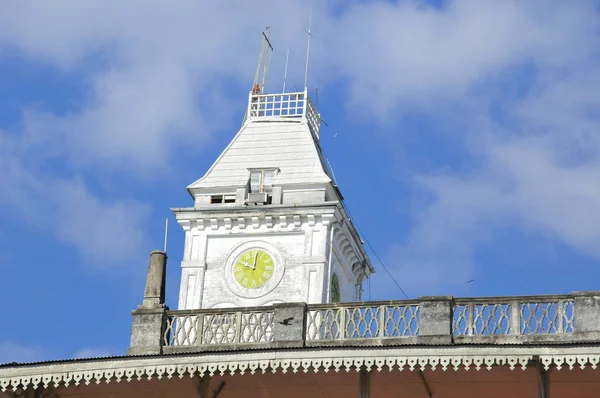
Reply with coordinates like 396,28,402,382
253,27,274,93
282,48,290,93
304,6,313,90
163,218,169,253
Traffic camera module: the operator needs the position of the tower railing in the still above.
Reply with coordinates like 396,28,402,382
246,89,321,138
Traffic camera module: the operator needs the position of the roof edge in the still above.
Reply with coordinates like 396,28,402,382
2,345,600,391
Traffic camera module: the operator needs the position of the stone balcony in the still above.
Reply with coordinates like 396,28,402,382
128,252,600,356
2,251,600,396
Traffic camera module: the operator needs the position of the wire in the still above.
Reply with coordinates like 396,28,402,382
317,97,411,300
344,203,411,300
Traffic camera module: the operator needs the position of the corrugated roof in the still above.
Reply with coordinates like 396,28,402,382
1,340,597,369
188,120,331,190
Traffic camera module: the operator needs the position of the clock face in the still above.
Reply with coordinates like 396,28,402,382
331,273,341,303
233,249,275,289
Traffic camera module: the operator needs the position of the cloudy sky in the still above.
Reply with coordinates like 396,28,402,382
1,0,599,363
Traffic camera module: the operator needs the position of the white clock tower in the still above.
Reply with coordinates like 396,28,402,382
173,89,373,309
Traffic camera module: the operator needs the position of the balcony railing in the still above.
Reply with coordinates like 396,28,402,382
154,292,600,353
305,302,420,342
452,296,574,336
245,89,321,138
164,308,274,348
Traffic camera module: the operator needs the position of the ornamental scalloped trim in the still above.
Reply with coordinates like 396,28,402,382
2,354,600,392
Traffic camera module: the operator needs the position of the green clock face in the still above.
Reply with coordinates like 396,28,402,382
331,273,341,303
233,249,275,289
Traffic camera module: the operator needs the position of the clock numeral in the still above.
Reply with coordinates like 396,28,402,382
234,250,277,289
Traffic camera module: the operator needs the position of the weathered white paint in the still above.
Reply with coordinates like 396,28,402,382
175,212,350,308
188,121,330,194
173,92,372,309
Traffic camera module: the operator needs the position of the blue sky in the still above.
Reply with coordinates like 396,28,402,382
1,0,600,363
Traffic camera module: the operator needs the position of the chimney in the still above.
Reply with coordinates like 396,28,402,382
128,250,169,355
141,250,167,309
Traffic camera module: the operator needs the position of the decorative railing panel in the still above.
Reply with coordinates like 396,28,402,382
453,296,574,336
304,96,320,137
164,309,274,347
520,300,574,334
306,303,420,341
248,92,305,118
453,302,511,335
246,89,321,136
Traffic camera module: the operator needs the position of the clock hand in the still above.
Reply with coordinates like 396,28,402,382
240,261,253,269
253,251,258,269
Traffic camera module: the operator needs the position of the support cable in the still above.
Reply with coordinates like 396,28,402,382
344,203,411,300
317,97,412,300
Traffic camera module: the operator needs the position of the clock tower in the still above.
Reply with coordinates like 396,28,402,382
173,89,373,309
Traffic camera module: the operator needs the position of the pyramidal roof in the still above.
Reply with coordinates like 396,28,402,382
188,90,332,192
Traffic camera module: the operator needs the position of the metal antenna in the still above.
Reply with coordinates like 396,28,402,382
243,28,274,126
304,5,313,89
163,218,169,253
253,32,265,91
260,27,274,93
282,48,290,93
252,27,274,93
315,85,319,110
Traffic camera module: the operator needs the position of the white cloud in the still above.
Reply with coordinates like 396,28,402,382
385,8,600,293
1,0,600,291
392,134,600,294
73,348,116,359
0,343,116,364
0,342,42,364
0,131,150,267
323,0,598,117
3,1,592,171
0,1,313,174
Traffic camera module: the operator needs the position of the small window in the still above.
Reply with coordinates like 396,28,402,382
249,169,277,193
331,273,341,303
211,195,236,204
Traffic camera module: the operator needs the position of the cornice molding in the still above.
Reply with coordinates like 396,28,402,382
176,213,331,233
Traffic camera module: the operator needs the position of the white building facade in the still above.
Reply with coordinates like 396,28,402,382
173,90,373,309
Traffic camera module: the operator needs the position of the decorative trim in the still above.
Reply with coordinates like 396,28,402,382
178,214,336,234
333,227,367,280
2,351,600,392
179,220,192,231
